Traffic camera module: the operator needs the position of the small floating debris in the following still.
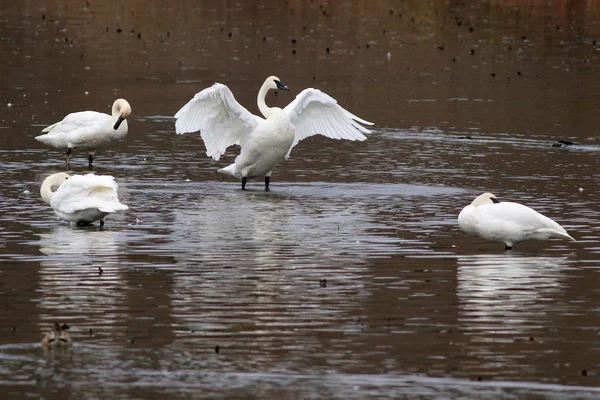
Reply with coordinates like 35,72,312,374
41,322,72,349
552,140,576,147
23,189,30,194
458,136,474,140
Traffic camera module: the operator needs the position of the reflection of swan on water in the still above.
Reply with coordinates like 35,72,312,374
457,253,569,334
38,225,122,258
166,189,390,268
164,191,375,341
37,225,126,329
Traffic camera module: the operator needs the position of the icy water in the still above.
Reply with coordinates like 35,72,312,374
1,1,600,399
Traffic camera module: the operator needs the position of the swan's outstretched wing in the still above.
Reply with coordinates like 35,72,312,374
283,88,373,156
174,83,260,161
53,174,128,214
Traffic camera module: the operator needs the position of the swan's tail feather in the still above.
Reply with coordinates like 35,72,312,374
217,164,239,178
563,232,576,242
98,204,128,213
537,228,575,242
35,134,52,144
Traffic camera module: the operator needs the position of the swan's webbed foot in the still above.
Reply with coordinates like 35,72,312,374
88,154,94,170
242,177,247,190
100,220,104,226
76,220,93,227
265,176,270,191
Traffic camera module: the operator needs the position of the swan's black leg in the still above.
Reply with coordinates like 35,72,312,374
265,176,270,191
100,220,104,226
242,177,247,190
504,244,512,251
88,154,94,170
66,148,72,169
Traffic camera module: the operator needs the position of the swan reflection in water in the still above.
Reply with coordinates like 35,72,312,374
457,253,570,335
163,190,375,342
166,187,393,268
37,225,127,330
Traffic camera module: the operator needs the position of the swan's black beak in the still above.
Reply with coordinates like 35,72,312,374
275,80,289,91
113,116,125,130
491,197,501,204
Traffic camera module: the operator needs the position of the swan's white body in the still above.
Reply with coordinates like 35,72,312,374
40,172,128,225
36,99,132,167
458,192,575,249
174,76,372,189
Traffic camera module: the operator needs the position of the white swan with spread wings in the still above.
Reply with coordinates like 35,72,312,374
174,76,372,190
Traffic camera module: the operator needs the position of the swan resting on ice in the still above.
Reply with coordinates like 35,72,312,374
174,76,372,190
35,99,132,168
458,192,575,250
40,172,128,226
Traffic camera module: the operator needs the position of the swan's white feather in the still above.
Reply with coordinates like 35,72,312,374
37,111,126,150
458,193,575,247
174,83,260,161
283,88,373,155
51,174,128,222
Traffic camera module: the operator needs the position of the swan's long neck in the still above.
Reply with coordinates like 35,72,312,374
40,177,58,204
257,82,272,118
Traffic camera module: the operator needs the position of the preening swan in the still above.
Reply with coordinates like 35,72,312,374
174,76,372,190
458,192,575,250
40,172,128,226
35,99,132,168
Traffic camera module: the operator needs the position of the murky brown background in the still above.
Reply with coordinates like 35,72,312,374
1,1,600,399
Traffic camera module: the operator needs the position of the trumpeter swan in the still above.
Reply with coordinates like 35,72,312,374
40,172,128,226
458,192,575,250
174,76,372,190
36,99,132,168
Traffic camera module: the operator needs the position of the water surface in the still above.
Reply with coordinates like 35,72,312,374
1,1,600,399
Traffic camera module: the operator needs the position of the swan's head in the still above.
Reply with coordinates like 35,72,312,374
112,99,132,130
40,172,70,204
471,192,500,207
264,75,289,91
44,172,70,188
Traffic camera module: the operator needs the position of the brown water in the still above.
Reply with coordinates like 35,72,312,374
1,1,600,399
